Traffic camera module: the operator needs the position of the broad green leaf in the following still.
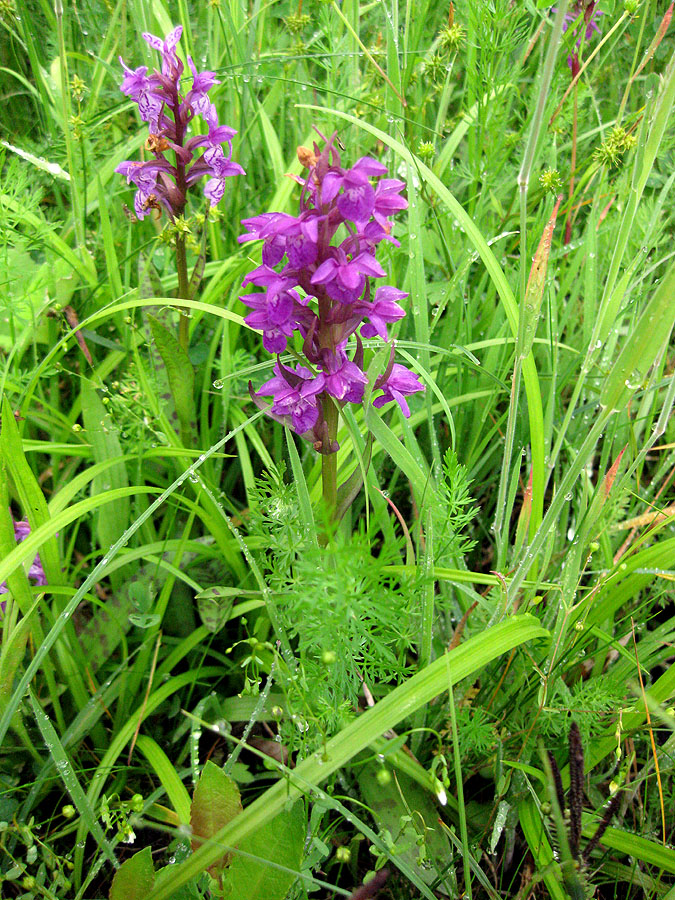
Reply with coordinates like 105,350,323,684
196,593,234,633
0,472,35,616
364,405,435,508
109,847,155,900
0,412,265,759
585,816,675,874
147,314,195,442
360,762,451,890
190,761,243,876
225,802,305,900
0,486,158,592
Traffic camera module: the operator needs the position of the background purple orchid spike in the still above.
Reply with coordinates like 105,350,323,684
116,25,244,221
0,515,47,598
553,2,603,72
241,132,424,454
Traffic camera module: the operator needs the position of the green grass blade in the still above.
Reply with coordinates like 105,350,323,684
28,688,119,869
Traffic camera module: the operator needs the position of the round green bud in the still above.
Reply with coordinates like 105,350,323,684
376,767,392,786
62,804,76,818
22,875,37,889
336,845,351,862
322,650,337,665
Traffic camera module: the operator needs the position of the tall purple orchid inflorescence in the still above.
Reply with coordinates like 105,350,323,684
115,25,244,221
241,132,424,483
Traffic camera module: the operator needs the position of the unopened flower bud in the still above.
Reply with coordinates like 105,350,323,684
417,141,435,161
336,846,351,862
297,146,317,168
62,804,76,818
376,767,392,786
70,74,86,102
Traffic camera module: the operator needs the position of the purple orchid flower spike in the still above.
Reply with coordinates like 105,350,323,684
1,515,47,599
240,131,425,471
116,25,243,221
552,2,603,72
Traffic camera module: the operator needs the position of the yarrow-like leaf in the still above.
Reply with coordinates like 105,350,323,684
116,26,244,220
241,131,424,452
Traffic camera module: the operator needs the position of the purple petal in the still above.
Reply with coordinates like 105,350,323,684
351,156,388,176
311,258,338,285
321,171,343,204
337,182,375,222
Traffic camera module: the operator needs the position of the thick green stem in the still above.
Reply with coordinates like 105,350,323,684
321,398,339,524
175,233,190,353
